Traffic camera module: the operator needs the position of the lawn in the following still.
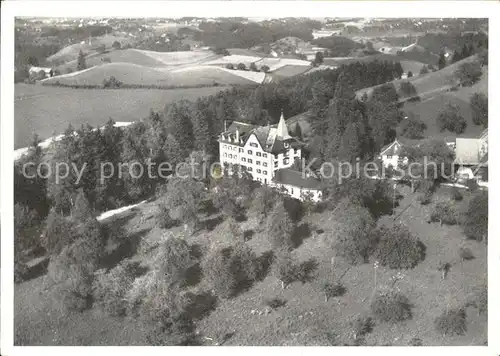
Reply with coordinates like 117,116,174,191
14,185,487,346
14,84,227,149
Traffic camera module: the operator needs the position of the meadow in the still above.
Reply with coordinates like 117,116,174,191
14,185,487,345
14,84,227,149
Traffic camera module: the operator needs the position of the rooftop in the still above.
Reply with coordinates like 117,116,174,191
273,168,323,190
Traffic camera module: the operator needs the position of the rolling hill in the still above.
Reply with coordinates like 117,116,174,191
355,55,483,100
44,62,261,87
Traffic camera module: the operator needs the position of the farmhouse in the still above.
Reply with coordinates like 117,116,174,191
378,139,409,169
218,112,323,202
29,66,54,78
454,129,488,183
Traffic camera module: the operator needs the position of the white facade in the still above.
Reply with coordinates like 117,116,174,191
272,182,323,202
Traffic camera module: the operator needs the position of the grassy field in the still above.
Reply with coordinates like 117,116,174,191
14,185,487,345
14,83,227,149
323,53,427,75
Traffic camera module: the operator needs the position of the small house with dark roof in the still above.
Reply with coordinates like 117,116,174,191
219,112,323,202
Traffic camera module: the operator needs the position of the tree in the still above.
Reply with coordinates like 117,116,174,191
407,70,413,78
267,200,295,250
419,66,429,75
226,63,234,70
73,189,93,222
251,186,277,220
249,62,259,72
399,81,417,97
314,51,324,64
77,50,86,71
463,191,488,242
273,249,299,289
112,41,122,50
371,290,413,323
436,103,467,134
164,100,195,155
470,92,488,127
434,308,467,336
397,113,427,139
330,200,377,265
155,237,193,286
237,63,246,71
438,52,446,70
454,61,482,86
42,208,77,256
430,201,460,225
451,50,462,64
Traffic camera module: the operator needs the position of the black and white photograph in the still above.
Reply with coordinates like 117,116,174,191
1,1,496,351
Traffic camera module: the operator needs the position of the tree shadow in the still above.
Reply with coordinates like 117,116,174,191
204,215,225,231
183,290,218,321
243,229,255,241
21,256,50,282
418,240,427,263
99,228,151,270
183,263,203,288
255,250,275,281
291,223,312,249
284,197,305,222
189,243,204,260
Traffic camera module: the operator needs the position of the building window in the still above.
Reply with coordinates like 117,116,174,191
239,148,243,153
250,143,258,148
263,171,267,175
229,154,232,159
263,162,267,167
256,161,261,166
224,153,227,157
257,169,261,174
248,159,253,164
264,178,267,184
242,157,246,162
274,161,278,168
263,153,267,158
387,155,393,159
291,188,294,194
283,158,290,165
256,152,262,157
247,150,252,155
247,167,253,172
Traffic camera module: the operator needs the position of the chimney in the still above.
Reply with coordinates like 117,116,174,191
235,128,240,142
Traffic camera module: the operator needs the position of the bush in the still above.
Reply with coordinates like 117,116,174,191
351,315,374,340
237,63,246,71
213,47,230,56
112,41,122,50
373,224,425,269
261,65,270,73
430,201,460,225
267,200,295,250
264,297,287,310
399,81,417,97
156,203,176,229
458,247,474,261
103,76,123,88
249,62,259,72
225,63,234,70
434,308,467,336
93,260,138,316
419,66,429,75
321,281,346,301
371,290,412,323
155,237,194,286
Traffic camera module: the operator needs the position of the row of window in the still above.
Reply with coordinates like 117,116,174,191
223,144,268,158
243,166,267,175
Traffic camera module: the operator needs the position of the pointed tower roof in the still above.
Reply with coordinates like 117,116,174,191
276,110,291,140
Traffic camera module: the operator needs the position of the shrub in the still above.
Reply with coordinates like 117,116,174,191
249,62,259,72
419,66,429,75
156,203,176,229
237,63,246,71
458,247,474,261
112,41,122,50
261,65,270,73
225,63,234,70
373,224,425,269
213,47,230,56
430,201,460,225
321,281,346,301
454,61,482,86
371,290,412,323
264,297,287,310
103,76,123,88
155,237,194,286
93,260,138,316
351,315,374,340
434,308,467,336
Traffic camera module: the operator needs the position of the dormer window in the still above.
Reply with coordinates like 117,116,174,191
284,142,289,148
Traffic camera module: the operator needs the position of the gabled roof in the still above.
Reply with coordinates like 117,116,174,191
380,139,403,156
273,168,323,190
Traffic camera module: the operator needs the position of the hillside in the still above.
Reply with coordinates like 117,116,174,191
323,54,426,74
355,55,482,100
43,62,261,87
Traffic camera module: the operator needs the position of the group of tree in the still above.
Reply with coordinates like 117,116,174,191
469,92,488,128
436,102,468,134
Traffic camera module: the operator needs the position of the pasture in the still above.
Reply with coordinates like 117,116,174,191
14,84,227,149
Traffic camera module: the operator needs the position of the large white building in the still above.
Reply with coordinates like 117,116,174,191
218,113,323,202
